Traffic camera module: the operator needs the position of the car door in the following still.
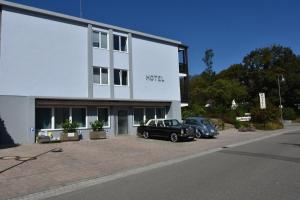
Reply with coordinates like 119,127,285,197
154,120,168,138
146,120,157,136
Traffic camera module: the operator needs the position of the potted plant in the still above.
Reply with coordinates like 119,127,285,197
61,120,79,141
89,120,106,139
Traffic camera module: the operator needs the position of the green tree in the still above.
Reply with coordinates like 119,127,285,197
201,49,215,83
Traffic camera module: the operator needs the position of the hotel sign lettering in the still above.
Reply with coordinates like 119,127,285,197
145,75,165,83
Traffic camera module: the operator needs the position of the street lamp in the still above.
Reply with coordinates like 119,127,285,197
277,75,285,125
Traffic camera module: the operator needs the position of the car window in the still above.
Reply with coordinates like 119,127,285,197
148,120,156,126
164,119,180,126
185,119,191,124
191,119,198,125
157,121,164,127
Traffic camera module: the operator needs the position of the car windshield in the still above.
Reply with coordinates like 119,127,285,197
164,119,180,127
202,119,213,126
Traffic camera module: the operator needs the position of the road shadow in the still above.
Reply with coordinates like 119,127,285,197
219,150,300,164
280,143,300,147
0,115,19,149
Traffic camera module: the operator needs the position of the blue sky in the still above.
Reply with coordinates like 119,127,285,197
7,0,300,75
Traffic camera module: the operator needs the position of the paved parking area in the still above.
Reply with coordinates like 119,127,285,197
0,127,299,199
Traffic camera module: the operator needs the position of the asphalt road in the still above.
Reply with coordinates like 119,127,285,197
46,130,300,200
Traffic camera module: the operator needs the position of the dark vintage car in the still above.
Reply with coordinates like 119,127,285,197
183,117,219,138
137,119,195,142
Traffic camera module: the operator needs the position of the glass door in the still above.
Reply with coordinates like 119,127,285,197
118,110,128,135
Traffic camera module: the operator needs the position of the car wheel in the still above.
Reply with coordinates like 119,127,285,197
170,133,178,143
195,129,202,139
143,131,149,139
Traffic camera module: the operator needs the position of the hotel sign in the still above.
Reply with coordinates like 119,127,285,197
145,75,165,83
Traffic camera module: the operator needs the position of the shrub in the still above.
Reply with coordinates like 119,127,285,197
283,107,297,120
182,104,206,119
90,120,103,131
251,105,280,123
234,120,241,129
62,120,79,133
253,121,283,130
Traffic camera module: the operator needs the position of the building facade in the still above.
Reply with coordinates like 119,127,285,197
0,0,189,144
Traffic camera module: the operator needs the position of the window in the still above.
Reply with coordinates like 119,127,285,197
113,34,127,52
148,120,156,127
157,121,164,127
156,108,166,119
133,108,144,126
72,108,86,127
114,69,128,86
113,35,120,51
98,108,109,127
121,70,128,85
101,68,108,84
55,108,69,129
93,30,108,49
93,31,99,47
145,108,155,123
133,107,167,126
36,108,52,129
120,36,127,52
101,32,108,49
93,67,109,85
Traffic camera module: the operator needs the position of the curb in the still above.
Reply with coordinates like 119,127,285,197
9,128,300,200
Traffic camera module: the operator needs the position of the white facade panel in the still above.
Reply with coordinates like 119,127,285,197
114,86,130,99
93,84,111,98
0,9,88,97
113,51,129,69
93,48,110,67
132,37,180,101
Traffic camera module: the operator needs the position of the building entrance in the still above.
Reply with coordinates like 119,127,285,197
117,110,128,135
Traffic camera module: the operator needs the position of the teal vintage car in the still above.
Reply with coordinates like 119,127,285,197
183,117,219,138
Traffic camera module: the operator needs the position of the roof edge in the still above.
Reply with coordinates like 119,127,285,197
0,0,182,45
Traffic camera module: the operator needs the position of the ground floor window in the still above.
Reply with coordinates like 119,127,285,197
36,108,52,129
72,108,86,127
54,108,70,129
36,107,87,130
133,108,144,126
145,108,155,123
156,108,166,119
98,107,110,127
133,107,166,126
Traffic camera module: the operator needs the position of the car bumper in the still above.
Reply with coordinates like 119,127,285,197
179,133,195,139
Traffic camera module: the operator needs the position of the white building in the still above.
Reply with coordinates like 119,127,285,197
0,0,189,144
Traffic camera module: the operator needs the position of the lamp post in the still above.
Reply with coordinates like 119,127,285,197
277,75,284,125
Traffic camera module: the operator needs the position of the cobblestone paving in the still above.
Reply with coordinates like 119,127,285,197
0,126,299,200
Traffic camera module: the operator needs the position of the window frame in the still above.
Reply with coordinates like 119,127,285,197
71,107,88,129
37,107,87,131
93,66,109,85
113,34,128,53
97,107,111,128
92,30,109,50
114,69,128,86
133,107,166,127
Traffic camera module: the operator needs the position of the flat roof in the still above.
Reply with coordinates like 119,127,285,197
0,0,183,46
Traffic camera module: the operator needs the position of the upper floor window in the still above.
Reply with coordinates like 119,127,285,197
93,67,109,85
113,34,127,52
114,69,128,86
93,31,108,49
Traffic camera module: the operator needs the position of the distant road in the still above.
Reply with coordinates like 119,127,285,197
46,130,300,200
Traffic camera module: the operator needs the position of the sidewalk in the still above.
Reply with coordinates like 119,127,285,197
0,125,299,200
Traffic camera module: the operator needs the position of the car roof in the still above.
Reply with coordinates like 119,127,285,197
186,117,205,121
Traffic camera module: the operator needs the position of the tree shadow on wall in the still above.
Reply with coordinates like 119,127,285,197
0,115,19,149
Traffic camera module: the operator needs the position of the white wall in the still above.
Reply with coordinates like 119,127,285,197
0,9,88,98
93,48,110,67
132,37,180,101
